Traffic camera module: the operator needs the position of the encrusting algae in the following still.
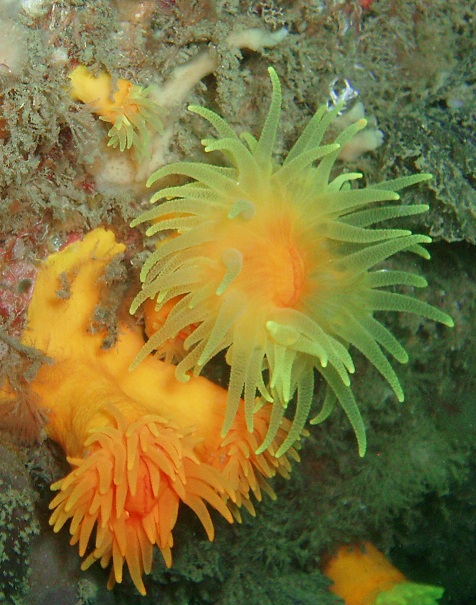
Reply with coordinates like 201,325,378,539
130,67,454,458
11,228,300,595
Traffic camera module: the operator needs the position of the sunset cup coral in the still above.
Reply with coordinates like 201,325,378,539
18,228,299,594
323,542,444,605
69,65,164,160
130,67,453,457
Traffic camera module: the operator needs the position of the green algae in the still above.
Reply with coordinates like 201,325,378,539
0,444,40,599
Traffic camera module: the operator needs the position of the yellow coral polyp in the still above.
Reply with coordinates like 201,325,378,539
19,228,299,595
130,67,453,458
69,64,163,159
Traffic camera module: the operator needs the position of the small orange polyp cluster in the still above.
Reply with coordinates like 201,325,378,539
69,64,163,159
18,228,299,595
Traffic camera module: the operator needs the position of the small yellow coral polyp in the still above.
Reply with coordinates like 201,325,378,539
21,228,298,595
69,64,163,159
130,67,453,458
323,542,444,605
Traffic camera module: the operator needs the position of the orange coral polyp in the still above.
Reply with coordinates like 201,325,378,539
19,228,299,594
49,410,223,595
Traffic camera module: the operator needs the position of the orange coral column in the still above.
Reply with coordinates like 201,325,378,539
18,227,300,595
